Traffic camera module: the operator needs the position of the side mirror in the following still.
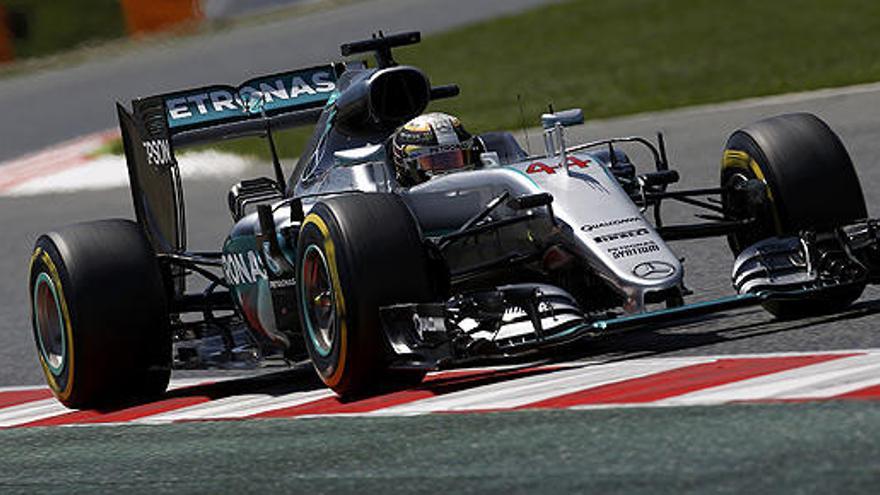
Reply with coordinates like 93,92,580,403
333,144,386,166
541,108,584,129
480,151,501,167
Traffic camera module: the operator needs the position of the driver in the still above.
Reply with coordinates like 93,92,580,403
391,112,480,186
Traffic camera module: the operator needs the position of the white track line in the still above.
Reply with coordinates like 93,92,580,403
0,399,72,428
0,131,115,170
0,131,117,190
371,358,711,415
0,385,50,392
3,149,256,196
777,365,880,399
135,388,336,424
659,353,880,405
4,351,880,426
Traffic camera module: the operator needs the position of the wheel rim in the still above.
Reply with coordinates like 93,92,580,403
33,272,66,375
724,170,777,253
301,244,336,358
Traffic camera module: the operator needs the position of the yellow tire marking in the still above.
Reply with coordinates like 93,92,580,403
302,213,348,387
722,149,782,232
30,246,75,400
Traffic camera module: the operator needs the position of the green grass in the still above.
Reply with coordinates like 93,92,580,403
203,128,311,161
410,0,880,133
3,0,125,59
127,0,880,160
0,1,362,80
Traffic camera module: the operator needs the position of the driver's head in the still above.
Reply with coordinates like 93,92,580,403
392,112,477,185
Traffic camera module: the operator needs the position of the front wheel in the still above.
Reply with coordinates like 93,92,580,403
296,194,436,396
721,113,867,317
29,219,171,408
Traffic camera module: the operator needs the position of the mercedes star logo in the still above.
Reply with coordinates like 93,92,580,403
632,261,675,280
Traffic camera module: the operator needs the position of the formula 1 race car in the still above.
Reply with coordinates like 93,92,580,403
28,32,880,408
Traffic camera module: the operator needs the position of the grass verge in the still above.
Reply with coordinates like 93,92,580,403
2,1,125,59
118,0,880,160
0,0,363,81
411,0,880,133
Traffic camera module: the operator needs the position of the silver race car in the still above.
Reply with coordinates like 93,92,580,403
28,32,880,407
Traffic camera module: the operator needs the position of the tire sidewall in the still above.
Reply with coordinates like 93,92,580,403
296,209,358,388
28,220,171,408
29,238,78,402
295,195,437,395
722,133,781,253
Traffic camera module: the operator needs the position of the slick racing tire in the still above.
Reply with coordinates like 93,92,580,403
721,113,867,317
29,219,171,409
296,193,435,397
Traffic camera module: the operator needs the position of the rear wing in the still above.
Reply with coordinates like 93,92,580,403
162,63,345,146
135,63,344,149
117,63,345,255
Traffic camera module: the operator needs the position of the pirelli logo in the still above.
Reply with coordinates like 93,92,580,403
594,227,649,244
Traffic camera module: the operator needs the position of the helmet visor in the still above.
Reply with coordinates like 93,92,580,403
414,149,471,174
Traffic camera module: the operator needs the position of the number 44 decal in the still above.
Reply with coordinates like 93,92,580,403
526,156,590,174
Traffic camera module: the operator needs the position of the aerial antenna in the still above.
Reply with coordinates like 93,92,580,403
657,131,669,171
253,93,285,189
517,94,532,155
265,118,285,189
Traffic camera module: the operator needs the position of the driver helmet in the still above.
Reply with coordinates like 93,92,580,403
392,112,478,185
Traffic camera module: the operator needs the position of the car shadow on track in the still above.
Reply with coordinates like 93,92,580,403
73,362,565,421
63,297,880,420
544,296,880,366
164,365,562,401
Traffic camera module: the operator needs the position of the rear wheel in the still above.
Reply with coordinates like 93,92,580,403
29,219,171,408
721,113,867,317
296,194,436,396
